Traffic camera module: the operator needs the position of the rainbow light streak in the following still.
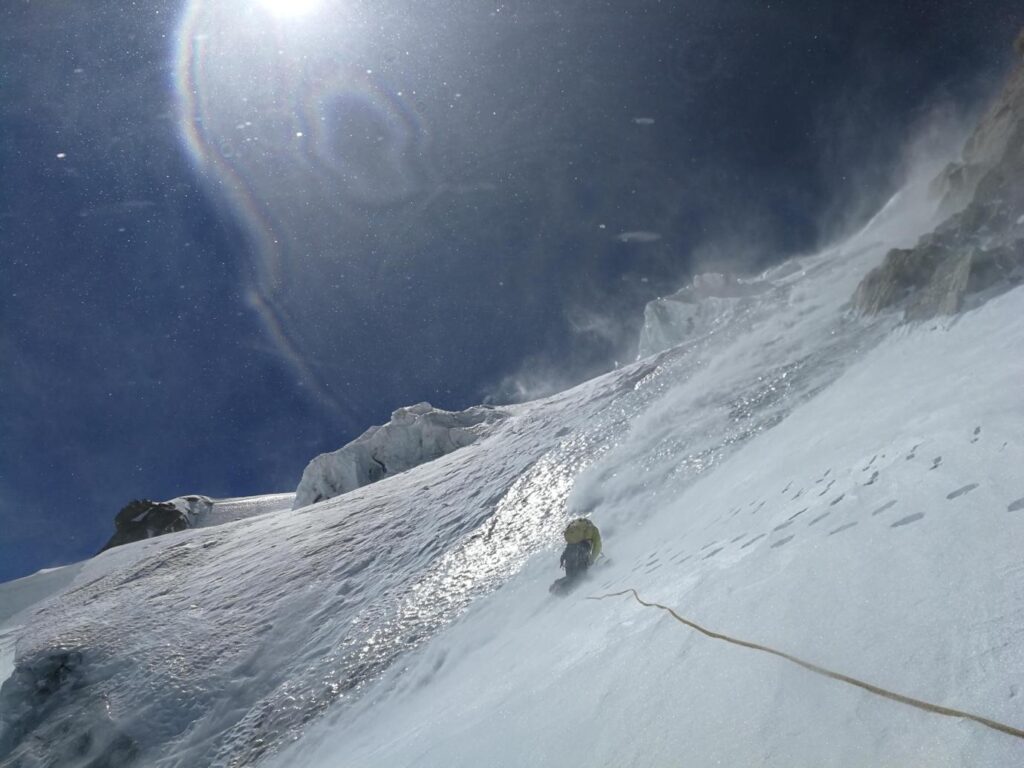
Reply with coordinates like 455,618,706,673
172,0,431,417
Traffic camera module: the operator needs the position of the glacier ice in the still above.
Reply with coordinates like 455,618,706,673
292,402,509,509
637,271,774,358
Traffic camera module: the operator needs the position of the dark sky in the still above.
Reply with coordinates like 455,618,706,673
2,0,1022,582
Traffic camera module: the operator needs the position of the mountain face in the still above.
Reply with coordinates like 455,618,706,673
99,495,296,552
854,44,1024,319
2,40,1024,768
100,500,194,552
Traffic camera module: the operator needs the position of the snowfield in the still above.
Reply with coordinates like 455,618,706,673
2,139,1024,767
286,285,1024,767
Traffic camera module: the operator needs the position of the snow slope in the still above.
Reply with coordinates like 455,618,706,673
282,286,1024,767
189,493,296,529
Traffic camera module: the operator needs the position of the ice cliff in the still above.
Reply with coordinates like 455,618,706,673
292,402,508,509
637,272,775,358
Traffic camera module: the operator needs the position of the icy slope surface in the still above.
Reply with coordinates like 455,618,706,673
281,282,1024,768
189,493,296,529
0,565,85,690
0,174,980,767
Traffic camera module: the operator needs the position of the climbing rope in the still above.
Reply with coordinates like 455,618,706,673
588,588,1024,741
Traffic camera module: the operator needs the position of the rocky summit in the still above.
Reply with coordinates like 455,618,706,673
854,32,1024,320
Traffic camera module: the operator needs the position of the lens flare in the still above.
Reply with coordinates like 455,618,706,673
173,0,432,418
258,0,320,18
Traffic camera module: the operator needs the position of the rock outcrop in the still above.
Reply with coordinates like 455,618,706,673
99,499,211,552
855,33,1024,319
99,499,194,552
293,402,509,509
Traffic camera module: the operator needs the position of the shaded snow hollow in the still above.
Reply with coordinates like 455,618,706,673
292,402,509,509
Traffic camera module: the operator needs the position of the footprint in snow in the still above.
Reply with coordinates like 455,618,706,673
703,547,723,560
930,457,942,470
864,471,879,486
971,426,981,444
1007,498,1024,513
946,483,979,500
771,535,795,548
808,512,830,526
891,513,924,528
829,494,845,506
871,500,898,516
829,522,857,536
741,534,766,549
817,480,835,496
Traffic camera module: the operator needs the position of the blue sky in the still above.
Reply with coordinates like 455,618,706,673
2,0,1022,582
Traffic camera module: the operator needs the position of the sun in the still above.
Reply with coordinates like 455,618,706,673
258,0,321,18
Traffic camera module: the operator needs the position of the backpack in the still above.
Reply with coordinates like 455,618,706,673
563,518,597,544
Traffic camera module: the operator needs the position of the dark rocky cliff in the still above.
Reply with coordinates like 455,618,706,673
854,34,1024,319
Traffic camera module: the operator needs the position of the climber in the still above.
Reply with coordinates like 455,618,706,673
559,517,602,579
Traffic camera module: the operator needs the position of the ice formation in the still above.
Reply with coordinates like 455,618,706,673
637,271,774,358
292,402,508,509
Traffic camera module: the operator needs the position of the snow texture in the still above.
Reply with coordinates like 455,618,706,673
188,493,295,529
292,402,508,509
0,564,84,692
285,283,1024,768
